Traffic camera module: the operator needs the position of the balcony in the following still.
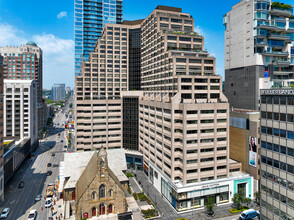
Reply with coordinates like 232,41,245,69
268,33,290,41
271,7,293,17
262,50,288,56
273,60,291,66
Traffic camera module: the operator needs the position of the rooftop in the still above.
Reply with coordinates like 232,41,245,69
156,5,182,13
63,148,128,189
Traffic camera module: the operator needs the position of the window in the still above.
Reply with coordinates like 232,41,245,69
92,191,97,200
108,189,113,197
99,184,105,198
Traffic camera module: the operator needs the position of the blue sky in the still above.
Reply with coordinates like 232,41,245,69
0,0,242,89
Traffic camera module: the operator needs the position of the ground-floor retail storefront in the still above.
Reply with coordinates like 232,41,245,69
146,162,253,212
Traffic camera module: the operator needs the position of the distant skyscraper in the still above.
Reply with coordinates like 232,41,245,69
74,0,123,76
52,83,66,101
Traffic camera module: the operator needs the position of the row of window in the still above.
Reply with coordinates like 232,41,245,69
261,96,294,105
261,126,294,140
261,155,294,174
261,170,294,192
261,140,294,157
261,111,294,122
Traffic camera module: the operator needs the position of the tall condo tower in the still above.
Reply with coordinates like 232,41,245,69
224,0,294,110
74,0,123,76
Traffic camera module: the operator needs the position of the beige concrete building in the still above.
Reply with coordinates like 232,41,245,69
75,22,142,151
138,6,252,212
0,55,4,203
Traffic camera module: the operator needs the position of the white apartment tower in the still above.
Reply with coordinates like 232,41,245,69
224,0,294,110
3,80,38,151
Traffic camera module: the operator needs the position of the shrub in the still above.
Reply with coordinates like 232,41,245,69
141,209,158,218
126,172,134,178
133,193,138,200
175,219,187,220
229,208,242,213
127,187,131,194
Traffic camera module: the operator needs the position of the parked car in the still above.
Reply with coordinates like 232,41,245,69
51,152,55,156
239,209,260,220
47,170,52,176
35,194,42,202
47,163,52,167
44,198,53,208
61,140,64,143
18,181,24,188
28,209,37,220
0,208,10,219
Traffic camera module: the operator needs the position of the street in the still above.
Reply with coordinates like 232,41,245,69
1,94,73,220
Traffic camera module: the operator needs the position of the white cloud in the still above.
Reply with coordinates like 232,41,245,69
57,11,67,19
194,25,205,37
0,23,27,46
32,34,74,88
0,23,74,89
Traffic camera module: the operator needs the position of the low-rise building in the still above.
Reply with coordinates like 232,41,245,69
62,148,129,219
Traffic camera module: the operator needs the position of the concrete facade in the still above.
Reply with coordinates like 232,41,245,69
260,88,294,220
224,0,294,110
0,55,4,203
3,80,38,151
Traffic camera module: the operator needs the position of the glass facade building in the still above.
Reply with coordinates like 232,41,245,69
74,0,123,76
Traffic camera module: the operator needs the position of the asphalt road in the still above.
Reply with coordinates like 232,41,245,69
1,95,73,220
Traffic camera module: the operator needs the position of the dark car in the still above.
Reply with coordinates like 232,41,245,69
61,140,64,143
47,163,52,167
18,181,24,188
47,170,52,176
51,153,55,156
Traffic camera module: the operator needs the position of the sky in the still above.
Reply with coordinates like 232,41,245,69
0,0,243,89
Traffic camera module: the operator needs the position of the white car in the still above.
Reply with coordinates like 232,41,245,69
0,208,10,219
28,209,37,220
44,198,53,208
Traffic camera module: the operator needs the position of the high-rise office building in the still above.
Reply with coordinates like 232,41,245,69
0,55,4,203
3,80,38,151
0,42,45,134
260,88,294,219
74,0,123,76
224,0,294,110
75,5,253,212
75,21,142,151
52,83,66,101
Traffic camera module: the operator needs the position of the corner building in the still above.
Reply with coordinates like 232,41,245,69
260,88,294,219
139,6,252,212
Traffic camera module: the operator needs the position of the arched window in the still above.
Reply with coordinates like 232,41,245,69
99,184,105,198
108,204,113,213
108,189,113,197
92,207,96,217
91,191,97,200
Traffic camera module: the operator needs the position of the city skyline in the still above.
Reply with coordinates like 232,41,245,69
0,0,243,89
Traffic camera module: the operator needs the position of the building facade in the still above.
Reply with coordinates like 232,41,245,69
260,88,294,219
74,21,142,151
0,42,45,134
224,0,294,110
74,0,123,76
0,55,4,203
3,80,38,151
52,83,66,101
62,148,128,219
138,6,252,212
229,108,260,191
